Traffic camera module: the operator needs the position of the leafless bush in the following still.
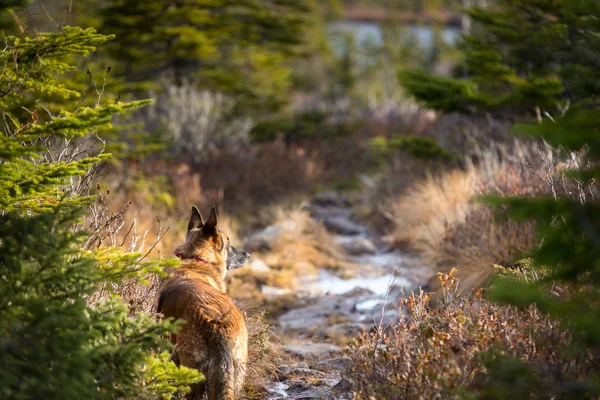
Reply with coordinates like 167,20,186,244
472,138,599,202
419,112,516,157
345,273,594,400
142,81,253,162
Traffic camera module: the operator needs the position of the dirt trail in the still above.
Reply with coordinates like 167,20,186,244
249,191,432,399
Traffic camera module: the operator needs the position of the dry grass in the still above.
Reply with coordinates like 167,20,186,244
388,168,480,251
243,312,282,399
228,207,349,309
261,207,345,269
345,273,595,400
381,136,595,299
93,162,205,259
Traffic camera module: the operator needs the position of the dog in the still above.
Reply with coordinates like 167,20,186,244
157,206,250,399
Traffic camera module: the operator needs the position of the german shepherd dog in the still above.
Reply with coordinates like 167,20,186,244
157,206,250,400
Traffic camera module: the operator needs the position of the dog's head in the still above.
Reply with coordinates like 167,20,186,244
175,206,250,276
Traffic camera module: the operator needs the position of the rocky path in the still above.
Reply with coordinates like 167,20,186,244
251,191,432,399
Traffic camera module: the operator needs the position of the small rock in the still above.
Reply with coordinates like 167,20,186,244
314,357,352,372
261,285,291,298
248,258,270,273
244,220,296,251
303,203,348,219
340,287,374,298
318,377,343,388
323,216,363,235
263,381,289,398
333,377,353,392
283,342,342,360
279,307,329,331
285,383,324,399
339,237,378,255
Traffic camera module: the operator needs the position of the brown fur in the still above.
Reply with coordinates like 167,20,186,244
158,206,249,400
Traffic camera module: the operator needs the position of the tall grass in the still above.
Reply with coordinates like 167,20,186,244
379,118,596,299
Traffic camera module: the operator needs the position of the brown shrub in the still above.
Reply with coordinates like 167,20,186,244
345,274,595,400
195,139,324,219
425,207,537,302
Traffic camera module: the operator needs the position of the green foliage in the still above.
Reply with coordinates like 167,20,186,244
251,116,295,142
0,23,202,399
400,0,600,114
0,26,112,110
0,26,153,214
370,135,456,161
98,0,316,111
461,352,545,400
399,69,489,112
0,208,201,399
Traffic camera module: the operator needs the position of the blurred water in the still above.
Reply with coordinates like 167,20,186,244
328,21,461,55
304,269,410,296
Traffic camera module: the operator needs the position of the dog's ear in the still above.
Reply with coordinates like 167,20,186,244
203,205,218,233
188,205,204,232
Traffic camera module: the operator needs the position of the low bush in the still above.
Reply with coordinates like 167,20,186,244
370,135,456,162
139,82,253,162
426,207,537,301
345,273,597,400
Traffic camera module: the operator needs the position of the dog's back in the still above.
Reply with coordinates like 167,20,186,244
158,206,249,400
159,266,247,400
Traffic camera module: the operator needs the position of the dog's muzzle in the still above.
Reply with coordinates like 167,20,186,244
226,246,251,270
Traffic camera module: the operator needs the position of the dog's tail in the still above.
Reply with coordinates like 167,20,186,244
203,322,245,400
206,338,243,400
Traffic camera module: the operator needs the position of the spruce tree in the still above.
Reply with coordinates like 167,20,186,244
400,0,600,114
0,12,201,399
478,107,600,397
98,0,315,111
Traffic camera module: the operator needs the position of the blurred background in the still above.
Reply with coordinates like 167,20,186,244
2,0,599,399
